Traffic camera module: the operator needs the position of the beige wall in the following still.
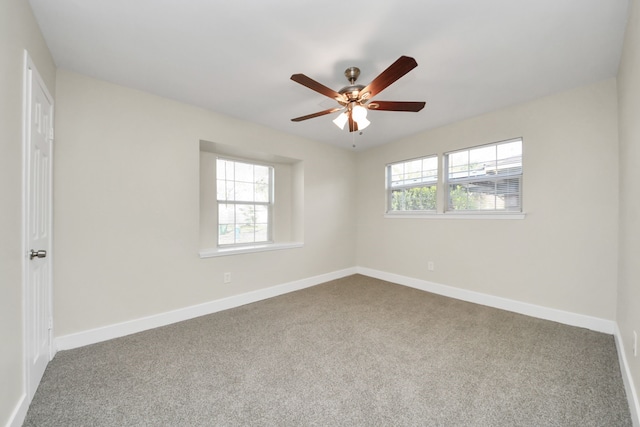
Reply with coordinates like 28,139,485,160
617,0,640,411
356,79,619,320
53,70,357,336
0,0,56,424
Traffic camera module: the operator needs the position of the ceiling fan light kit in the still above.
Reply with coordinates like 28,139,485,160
332,112,349,129
291,56,426,133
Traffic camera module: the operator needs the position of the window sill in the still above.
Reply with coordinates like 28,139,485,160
384,212,526,220
199,242,304,258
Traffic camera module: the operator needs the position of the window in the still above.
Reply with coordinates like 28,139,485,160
200,140,304,258
385,138,523,217
445,138,522,212
217,158,273,246
387,155,438,212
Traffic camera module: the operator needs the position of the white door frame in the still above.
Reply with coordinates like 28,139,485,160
22,50,55,402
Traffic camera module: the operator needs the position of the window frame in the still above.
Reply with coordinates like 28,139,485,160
443,138,523,214
384,137,525,220
386,154,439,214
216,156,275,247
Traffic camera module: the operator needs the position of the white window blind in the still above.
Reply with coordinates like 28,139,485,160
217,158,273,246
444,138,522,212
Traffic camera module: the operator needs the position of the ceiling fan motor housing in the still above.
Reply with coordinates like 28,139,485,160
339,67,368,104
338,84,365,104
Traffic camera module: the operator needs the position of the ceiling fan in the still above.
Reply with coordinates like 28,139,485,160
290,56,426,132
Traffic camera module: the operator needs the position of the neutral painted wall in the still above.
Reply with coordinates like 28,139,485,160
0,0,56,424
617,0,640,411
53,70,357,336
356,79,619,320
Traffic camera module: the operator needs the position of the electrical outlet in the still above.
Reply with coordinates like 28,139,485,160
223,272,231,284
634,331,638,357
427,261,435,271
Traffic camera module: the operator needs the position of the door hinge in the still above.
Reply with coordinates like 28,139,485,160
48,318,53,330
49,128,54,141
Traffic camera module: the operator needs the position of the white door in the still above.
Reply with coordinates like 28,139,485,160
24,52,54,400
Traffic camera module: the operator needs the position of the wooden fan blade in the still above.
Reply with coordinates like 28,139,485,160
291,107,343,122
360,56,418,99
367,101,426,112
291,74,344,101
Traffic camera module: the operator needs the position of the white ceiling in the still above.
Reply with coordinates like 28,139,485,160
28,0,630,150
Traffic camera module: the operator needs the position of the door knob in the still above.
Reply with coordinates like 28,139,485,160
29,249,47,260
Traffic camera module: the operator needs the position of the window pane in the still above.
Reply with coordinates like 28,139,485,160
448,178,521,212
218,204,235,223
235,182,254,202
390,163,404,187
390,186,436,211
497,140,522,160
237,225,255,244
470,145,496,177
218,224,235,245
235,162,253,183
422,157,438,183
448,151,469,179
254,205,268,223
469,145,495,164
218,203,236,245
255,182,269,202
216,159,227,179
217,179,234,201
254,165,270,182
405,160,422,180
235,204,254,227
448,184,483,210
255,223,268,242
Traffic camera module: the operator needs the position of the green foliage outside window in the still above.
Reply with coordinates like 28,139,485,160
391,186,437,211
391,185,484,211
448,184,482,210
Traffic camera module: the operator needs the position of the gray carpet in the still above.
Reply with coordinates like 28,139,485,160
24,275,632,426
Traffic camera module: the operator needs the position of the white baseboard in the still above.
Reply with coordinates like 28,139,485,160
356,267,616,334
56,266,616,350
55,267,357,351
6,393,28,427
614,324,640,427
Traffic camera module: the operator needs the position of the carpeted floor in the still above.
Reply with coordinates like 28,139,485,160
24,275,632,426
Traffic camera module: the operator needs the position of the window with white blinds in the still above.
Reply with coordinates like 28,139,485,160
444,138,522,212
385,138,523,216
217,158,273,246
387,155,438,212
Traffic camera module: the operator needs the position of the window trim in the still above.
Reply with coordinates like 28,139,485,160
384,212,525,220
199,241,304,258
